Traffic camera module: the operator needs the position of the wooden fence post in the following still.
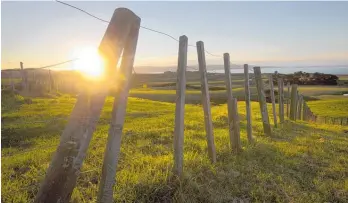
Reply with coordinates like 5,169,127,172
278,78,284,123
223,53,241,151
48,69,53,93
232,98,241,152
20,62,28,91
254,66,272,136
35,8,139,203
287,82,290,117
97,9,141,203
196,41,216,163
269,75,277,127
244,64,253,143
302,101,307,121
173,35,188,176
297,95,303,120
289,84,298,120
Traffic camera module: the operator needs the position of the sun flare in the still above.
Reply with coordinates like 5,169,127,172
72,47,104,79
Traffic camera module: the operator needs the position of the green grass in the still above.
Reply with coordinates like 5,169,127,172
129,87,258,104
307,96,348,118
2,93,348,202
298,85,348,96
1,78,21,85
338,75,348,80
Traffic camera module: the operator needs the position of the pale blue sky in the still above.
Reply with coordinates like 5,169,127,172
2,1,348,71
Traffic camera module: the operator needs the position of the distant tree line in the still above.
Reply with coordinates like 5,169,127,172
271,71,339,85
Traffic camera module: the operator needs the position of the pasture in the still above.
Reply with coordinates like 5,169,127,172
307,95,348,118
2,89,348,202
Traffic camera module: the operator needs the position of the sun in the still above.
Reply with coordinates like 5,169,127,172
72,47,104,79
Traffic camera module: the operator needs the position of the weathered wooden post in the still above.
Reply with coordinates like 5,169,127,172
98,9,141,203
173,35,188,176
35,8,140,203
196,41,216,163
289,84,298,120
223,53,242,152
287,82,290,117
48,69,53,93
278,78,285,123
244,64,253,143
297,95,303,120
232,98,241,151
254,66,272,136
20,62,28,91
269,75,277,127
302,101,307,121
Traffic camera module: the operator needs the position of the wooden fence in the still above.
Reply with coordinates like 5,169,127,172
288,85,348,126
2,7,346,203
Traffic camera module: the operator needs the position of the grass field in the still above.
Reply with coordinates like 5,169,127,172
2,92,348,202
307,95,348,118
129,84,348,104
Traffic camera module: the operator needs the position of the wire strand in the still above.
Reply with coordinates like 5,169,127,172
55,0,221,58
27,58,79,70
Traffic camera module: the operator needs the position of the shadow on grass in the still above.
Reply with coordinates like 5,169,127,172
1,119,65,149
125,121,348,202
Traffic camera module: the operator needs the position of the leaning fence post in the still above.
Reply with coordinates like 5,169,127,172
173,35,188,176
244,64,253,143
196,41,216,163
98,9,141,203
290,84,298,120
223,53,241,151
269,75,277,127
278,78,284,123
35,8,139,203
254,66,272,136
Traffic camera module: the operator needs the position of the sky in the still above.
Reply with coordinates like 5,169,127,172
1,1,348,73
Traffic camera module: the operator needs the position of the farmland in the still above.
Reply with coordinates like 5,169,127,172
2,87,348,202
2,71,348,202
307,95,348,118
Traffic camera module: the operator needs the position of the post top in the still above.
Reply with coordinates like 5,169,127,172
179,35,188,41
114,7,138,16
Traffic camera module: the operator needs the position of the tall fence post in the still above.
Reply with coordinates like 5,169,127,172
35,8,140,203
97,9,141,203
278,78,284,123
289,84,298,120
173,35,188,176
287,82,290,117
223,53,241,152
244,64,253,143
254,66,272,136
269,75,277,128
196,41,216,163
